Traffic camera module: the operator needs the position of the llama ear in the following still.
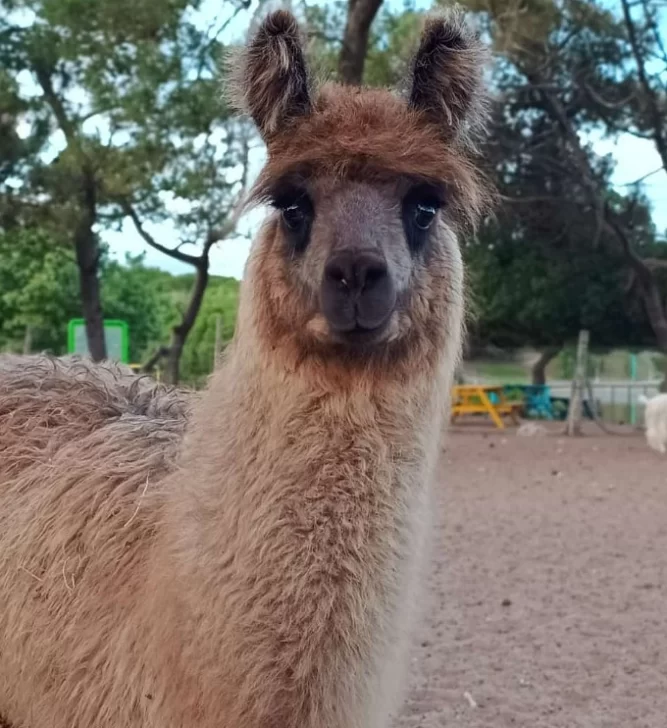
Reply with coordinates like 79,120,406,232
407,10,487,144
228,10,311,140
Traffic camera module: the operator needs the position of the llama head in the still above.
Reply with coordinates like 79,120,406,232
229,9,491,372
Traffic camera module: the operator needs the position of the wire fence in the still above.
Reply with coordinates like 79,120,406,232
548,379,661,426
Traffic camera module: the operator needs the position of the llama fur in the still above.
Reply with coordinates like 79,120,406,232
639,393,667,453
0,9,490,728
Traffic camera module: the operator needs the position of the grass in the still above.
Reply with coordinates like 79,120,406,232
465,347,665,385
465,360,529,383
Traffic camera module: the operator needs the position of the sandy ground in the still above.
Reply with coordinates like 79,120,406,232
394,423,666,728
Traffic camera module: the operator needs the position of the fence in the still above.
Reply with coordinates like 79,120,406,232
548,379,661,425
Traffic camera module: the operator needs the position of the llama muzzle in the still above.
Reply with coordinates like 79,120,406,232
319,248,397,343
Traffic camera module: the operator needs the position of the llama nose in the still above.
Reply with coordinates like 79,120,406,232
320,249,396,334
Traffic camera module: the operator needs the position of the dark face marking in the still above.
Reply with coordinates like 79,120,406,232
401,182,446,253
270,182,314,254
268,173,447,259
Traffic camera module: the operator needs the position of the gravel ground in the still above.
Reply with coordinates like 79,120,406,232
394,423,666,728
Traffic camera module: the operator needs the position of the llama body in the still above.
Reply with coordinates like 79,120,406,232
0,322,456,728
640,393,667,453
0,322,457,728
0,9,489,727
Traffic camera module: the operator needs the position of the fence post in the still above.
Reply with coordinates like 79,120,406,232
629,353,637,426
567,330,589,436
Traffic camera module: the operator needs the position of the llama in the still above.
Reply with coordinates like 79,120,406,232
639,393,667,453
0,9,490,728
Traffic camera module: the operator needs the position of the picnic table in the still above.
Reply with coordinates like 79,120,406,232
451,384,522,430
503,384,554,419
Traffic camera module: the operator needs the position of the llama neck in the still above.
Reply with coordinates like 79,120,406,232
179,332,451,507
150,327,457,725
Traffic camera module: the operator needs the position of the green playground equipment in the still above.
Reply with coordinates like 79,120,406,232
67,319,129,363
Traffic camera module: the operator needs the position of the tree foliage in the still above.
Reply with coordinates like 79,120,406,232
0,228,199,369
456,0,667,364
0,0,251,367
2,0,667,387
0,227,80,353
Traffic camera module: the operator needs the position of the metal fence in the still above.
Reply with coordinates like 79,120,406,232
548,379,661,426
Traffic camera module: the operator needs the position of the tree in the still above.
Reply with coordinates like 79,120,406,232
0,228,177,360
302,0,400,84
0,0,252,362
177,275,240,386
0,0,182,358
338,0,385,84
466,210,657,383
115,88,252,385
603,0,667,373
460,0,667,375
101,255,175,363
617,0,667,174
0,227,80,354
106,4,255,384
123,181,247,384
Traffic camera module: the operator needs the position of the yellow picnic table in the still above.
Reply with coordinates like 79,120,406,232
451,384,522,430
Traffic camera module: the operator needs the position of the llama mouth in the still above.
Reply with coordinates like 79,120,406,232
330,321,394,348
305,312,398,348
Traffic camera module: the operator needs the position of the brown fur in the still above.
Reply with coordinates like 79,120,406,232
408,8,488,149
251,83,490,231
0,9,490,728
227,9,312,139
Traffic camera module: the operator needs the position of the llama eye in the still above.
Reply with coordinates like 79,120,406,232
402,184,444,252
272,189,314,252
414,204,437,230
282,204,307,231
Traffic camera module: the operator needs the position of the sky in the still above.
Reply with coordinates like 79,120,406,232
16,0,667,279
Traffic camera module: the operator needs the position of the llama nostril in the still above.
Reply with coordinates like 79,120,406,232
361,263,386,291
324,251,388,294
324,259,352,288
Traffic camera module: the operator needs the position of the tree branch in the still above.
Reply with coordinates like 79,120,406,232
620,0,667,170
641,0,667,67
604,203,652,281
203,131,251,251
500,194,561,205
33,65,78,148
642,257,667,270
618,166,664,186
204,190,247,250
530,76,606,247
141,345,171,373
121,200,201,267
582,81,637,111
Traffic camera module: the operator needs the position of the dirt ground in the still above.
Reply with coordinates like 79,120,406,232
1,420,663,728
394,423,666,728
